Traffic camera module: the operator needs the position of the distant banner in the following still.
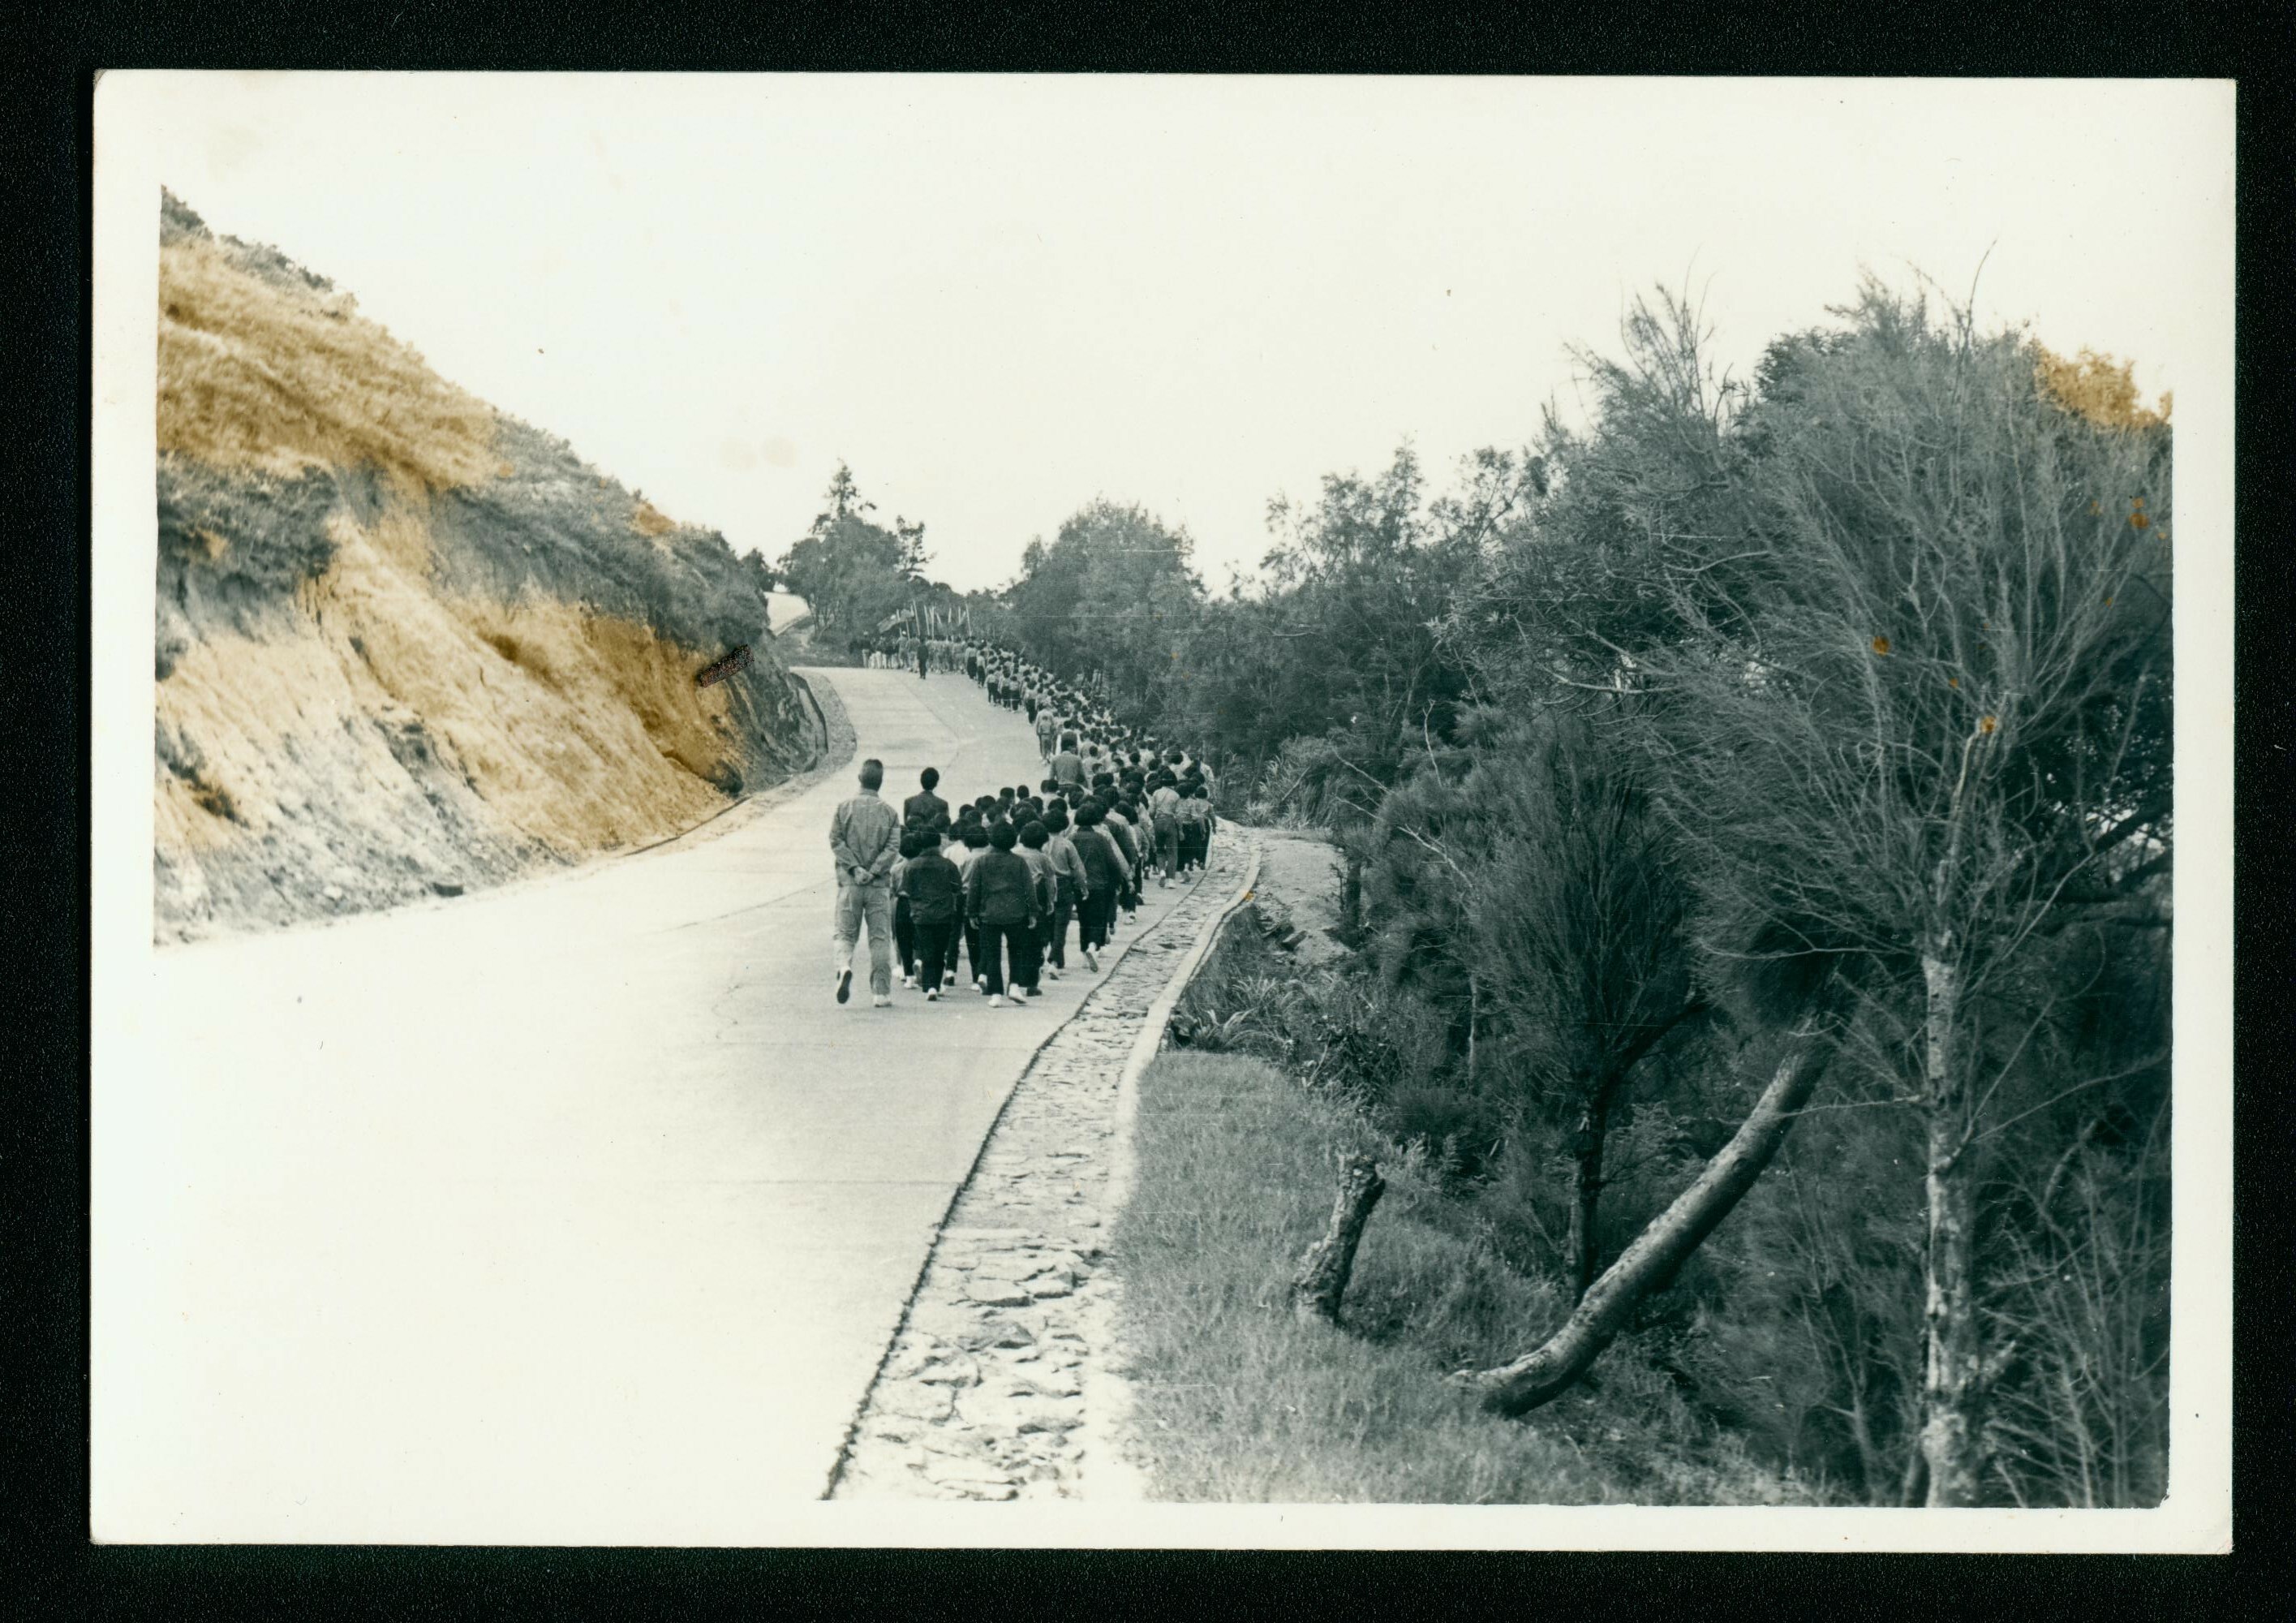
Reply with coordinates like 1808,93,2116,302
694,644,753,688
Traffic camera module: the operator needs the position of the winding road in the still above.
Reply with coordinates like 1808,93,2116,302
92,667,1203,1543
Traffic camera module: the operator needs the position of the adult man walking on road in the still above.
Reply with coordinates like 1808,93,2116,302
829,757,901,1008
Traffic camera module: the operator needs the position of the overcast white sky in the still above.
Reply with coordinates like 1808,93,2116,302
129,74,2232,593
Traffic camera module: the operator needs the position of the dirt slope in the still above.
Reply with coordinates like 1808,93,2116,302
153,191,823,941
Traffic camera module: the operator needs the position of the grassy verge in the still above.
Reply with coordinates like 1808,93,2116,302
1111,945,1808,1503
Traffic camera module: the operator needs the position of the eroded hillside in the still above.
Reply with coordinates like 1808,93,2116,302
154,191,823,940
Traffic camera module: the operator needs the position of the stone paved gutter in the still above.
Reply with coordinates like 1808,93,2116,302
828,835,1261,1501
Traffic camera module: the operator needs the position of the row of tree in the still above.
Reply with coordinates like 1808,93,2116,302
1407,286,2171,1508
780,282,2173,1505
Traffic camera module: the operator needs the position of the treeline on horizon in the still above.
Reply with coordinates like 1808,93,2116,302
780,281,2174,1507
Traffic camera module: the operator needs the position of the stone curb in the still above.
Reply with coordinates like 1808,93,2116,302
1103,840,1265,1219
1077,838,1263,1502
824,844,1250,1500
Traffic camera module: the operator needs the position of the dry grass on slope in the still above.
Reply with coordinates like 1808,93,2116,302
157,231,500,491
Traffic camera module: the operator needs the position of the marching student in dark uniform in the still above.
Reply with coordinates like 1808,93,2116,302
1179,781,1216,873
904,766,948,831
890,830,919,985
1041,805,1086,979
1014,820,1057,1000
965,821,1038,1007
1068,803,1129,972
898,825,965,1000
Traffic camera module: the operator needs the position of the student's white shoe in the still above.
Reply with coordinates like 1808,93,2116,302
987,994,1009,1007
1081,949,1099,971
872,995,892,1008
976,975,988,992
925,988,939,1001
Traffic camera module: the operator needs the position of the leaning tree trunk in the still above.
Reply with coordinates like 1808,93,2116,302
1565,1070,1627,1303
1292,1155,1386,1326
1918,941,1984,1507
1457,1022,1837,1416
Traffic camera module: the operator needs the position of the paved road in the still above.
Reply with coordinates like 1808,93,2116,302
93,668,1203,1543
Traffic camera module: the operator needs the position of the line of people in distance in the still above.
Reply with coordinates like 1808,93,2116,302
957,638,1222,806
828,748,1219,1010
866,628,1217,815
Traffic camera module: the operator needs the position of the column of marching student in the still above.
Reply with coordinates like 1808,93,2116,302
823,671,1222,1010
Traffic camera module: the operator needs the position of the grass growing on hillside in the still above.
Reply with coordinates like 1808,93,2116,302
158,227,499,492
1113,1019,1810,1503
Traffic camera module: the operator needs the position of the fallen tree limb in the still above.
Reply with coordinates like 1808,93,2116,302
1292,1154,1386,1326
1455,1017,1839,1415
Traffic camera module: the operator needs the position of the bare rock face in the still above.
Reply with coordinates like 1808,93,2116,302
152,194,823,945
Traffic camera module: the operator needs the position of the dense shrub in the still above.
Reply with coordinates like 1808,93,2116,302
1146,282,2173,1507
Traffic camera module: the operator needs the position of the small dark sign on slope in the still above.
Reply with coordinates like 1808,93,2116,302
695,644,752,689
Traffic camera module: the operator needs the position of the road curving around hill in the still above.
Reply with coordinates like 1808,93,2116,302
94,668,1214,1543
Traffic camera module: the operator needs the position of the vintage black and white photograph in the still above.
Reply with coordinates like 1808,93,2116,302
87,72,2234,1548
